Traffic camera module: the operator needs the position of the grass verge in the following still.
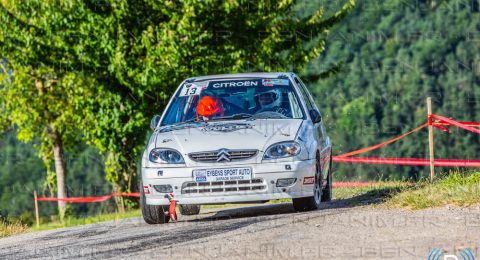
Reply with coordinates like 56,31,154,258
0,220,28,238
30,209,142,232
334,181,409,201
386,171,480,210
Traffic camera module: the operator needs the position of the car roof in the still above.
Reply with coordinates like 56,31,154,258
188,72,294,82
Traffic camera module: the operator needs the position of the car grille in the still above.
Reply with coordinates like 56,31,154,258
181,178,267,194
188,149,258,163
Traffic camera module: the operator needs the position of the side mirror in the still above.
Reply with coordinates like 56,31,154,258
150,115,161,130
309,109,322,124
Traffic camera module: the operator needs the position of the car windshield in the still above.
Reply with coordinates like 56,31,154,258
160,78,305,126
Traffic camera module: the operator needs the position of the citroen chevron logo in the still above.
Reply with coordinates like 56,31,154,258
216,149,231,162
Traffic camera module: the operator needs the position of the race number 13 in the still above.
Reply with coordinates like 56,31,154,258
180,84,203,97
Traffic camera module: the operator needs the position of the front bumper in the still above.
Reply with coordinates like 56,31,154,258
142,159,316,205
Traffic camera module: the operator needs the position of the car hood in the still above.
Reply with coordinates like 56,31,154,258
152,119,303,154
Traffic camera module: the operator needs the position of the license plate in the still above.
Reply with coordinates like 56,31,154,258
193,167,252,182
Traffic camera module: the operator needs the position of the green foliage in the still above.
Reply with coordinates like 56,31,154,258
338,97,374,131
0,0,355,194
306,0,480,180
0,131,112,222
0,131,47,218
0,61,97,205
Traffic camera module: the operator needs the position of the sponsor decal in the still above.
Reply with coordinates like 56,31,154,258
195,176,207,182
202,123,253,132
195,170,207,177
143,185,151,194
303,176,315,185
210,80,259,88
193,167,252,182
262,79,289,86
262,80,273,87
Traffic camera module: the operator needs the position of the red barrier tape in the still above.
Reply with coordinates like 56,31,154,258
337,118,480,159
36,192,140,203
332,182,373,188
431,114,480,134
434,121,480,127
333,114,479,168
332,182,414,188
336,123,428,158
333,157,480,167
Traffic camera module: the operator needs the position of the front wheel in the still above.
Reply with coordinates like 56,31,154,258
140,183,170,224
292,157,323,211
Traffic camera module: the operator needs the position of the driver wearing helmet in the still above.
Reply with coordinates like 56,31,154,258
254,89,288,116
196,96,224,121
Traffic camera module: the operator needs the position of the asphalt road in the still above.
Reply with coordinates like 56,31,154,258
1,197,480,260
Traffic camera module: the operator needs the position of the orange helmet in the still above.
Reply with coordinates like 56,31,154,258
196,96,224,119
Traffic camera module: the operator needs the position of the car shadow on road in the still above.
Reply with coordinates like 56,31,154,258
321,186,403,210
190,186,403,222
92,188,403,258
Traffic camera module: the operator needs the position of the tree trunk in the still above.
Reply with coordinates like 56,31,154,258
52,130,67,219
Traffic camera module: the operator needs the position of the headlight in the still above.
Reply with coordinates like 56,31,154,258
263,141,301,160
149,148,185,164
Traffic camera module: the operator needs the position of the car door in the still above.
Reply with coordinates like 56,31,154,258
294,76,331,181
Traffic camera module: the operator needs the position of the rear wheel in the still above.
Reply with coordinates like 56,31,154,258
321,153,333,202
140,183,170,224
292,156,323,211
179,205,201,215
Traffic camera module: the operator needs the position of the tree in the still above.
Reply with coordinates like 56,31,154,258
0,62,96,218
0,0,355,199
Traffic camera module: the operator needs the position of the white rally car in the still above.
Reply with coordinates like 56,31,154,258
141,72,332,224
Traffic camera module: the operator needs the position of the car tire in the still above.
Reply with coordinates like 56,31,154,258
321,152,333,202
292,155,323,212
140,183,170,224
179,205,201,215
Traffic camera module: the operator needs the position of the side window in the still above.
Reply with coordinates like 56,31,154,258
295,77,319,110
288,92,303,118
294,77,314,111
295,77,328,139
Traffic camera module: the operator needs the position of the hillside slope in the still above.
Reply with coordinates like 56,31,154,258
307,0,480,180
